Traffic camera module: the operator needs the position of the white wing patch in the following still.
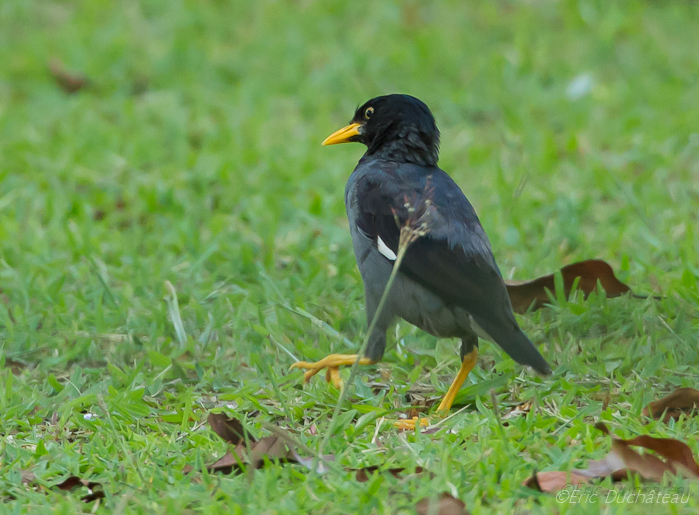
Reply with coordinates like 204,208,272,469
376,236,397,261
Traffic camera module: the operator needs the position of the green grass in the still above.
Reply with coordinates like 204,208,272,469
1,0,699,513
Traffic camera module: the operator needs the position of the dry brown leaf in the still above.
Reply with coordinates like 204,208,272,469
415,493,469,515
620,435,699,477
207,412,249,445
352,465,425,483
204,415,428,480
52,476,103,503
601,391,612,412
524,422,699,493
207,435,291,474
204,415,335,475
506,259,633,313
80,490,105,503
643,388,699,422
5,358,27,375
573,423,699,481
522,471,590,492
202,413,436,487
48,59,89,94
54,476,101,491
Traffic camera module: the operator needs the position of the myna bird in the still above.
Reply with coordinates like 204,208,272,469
292,94,551,426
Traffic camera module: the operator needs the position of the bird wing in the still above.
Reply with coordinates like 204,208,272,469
353,163,550,374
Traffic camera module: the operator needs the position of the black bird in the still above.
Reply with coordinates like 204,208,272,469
292,94,551,426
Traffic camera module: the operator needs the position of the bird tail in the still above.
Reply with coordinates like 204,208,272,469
472,316,552,375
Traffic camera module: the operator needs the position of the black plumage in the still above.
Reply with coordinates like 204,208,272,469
292,94,550,422
342,95,550,374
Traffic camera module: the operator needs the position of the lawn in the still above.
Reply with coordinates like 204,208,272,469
1,0,699,513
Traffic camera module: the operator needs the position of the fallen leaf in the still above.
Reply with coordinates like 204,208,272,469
207,432,337,475
522,471,590,492
205,415,336,475
351,465,424,483
524,422,699,493
52,476,103,503
80,490,105,503
601,390,612,412
415,493,470,515
207,412,250,445
48,59,89,94
207,435,292,474
642,388,699,422
573,423,699,481
54,476,101,491
5,358,27,375
205,416,427,480
506,259,634,313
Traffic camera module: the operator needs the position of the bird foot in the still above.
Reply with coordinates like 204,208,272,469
393,416,431,431
290,354,373,389
393,408,452,430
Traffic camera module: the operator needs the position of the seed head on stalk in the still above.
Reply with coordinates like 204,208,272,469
317,181,436,459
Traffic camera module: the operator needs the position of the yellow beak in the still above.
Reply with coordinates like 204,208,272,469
322,122,362,146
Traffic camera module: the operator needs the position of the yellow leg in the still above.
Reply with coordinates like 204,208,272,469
436,348,478,412
394,348,479,430
290,354,373,388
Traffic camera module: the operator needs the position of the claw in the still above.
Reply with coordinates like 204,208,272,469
289,354,373,388
393,416,430,431
325,367,343,389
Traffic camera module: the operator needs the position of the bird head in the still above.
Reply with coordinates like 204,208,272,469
323,94,440,166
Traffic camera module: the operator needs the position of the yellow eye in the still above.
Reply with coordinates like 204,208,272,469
364,107,374,119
